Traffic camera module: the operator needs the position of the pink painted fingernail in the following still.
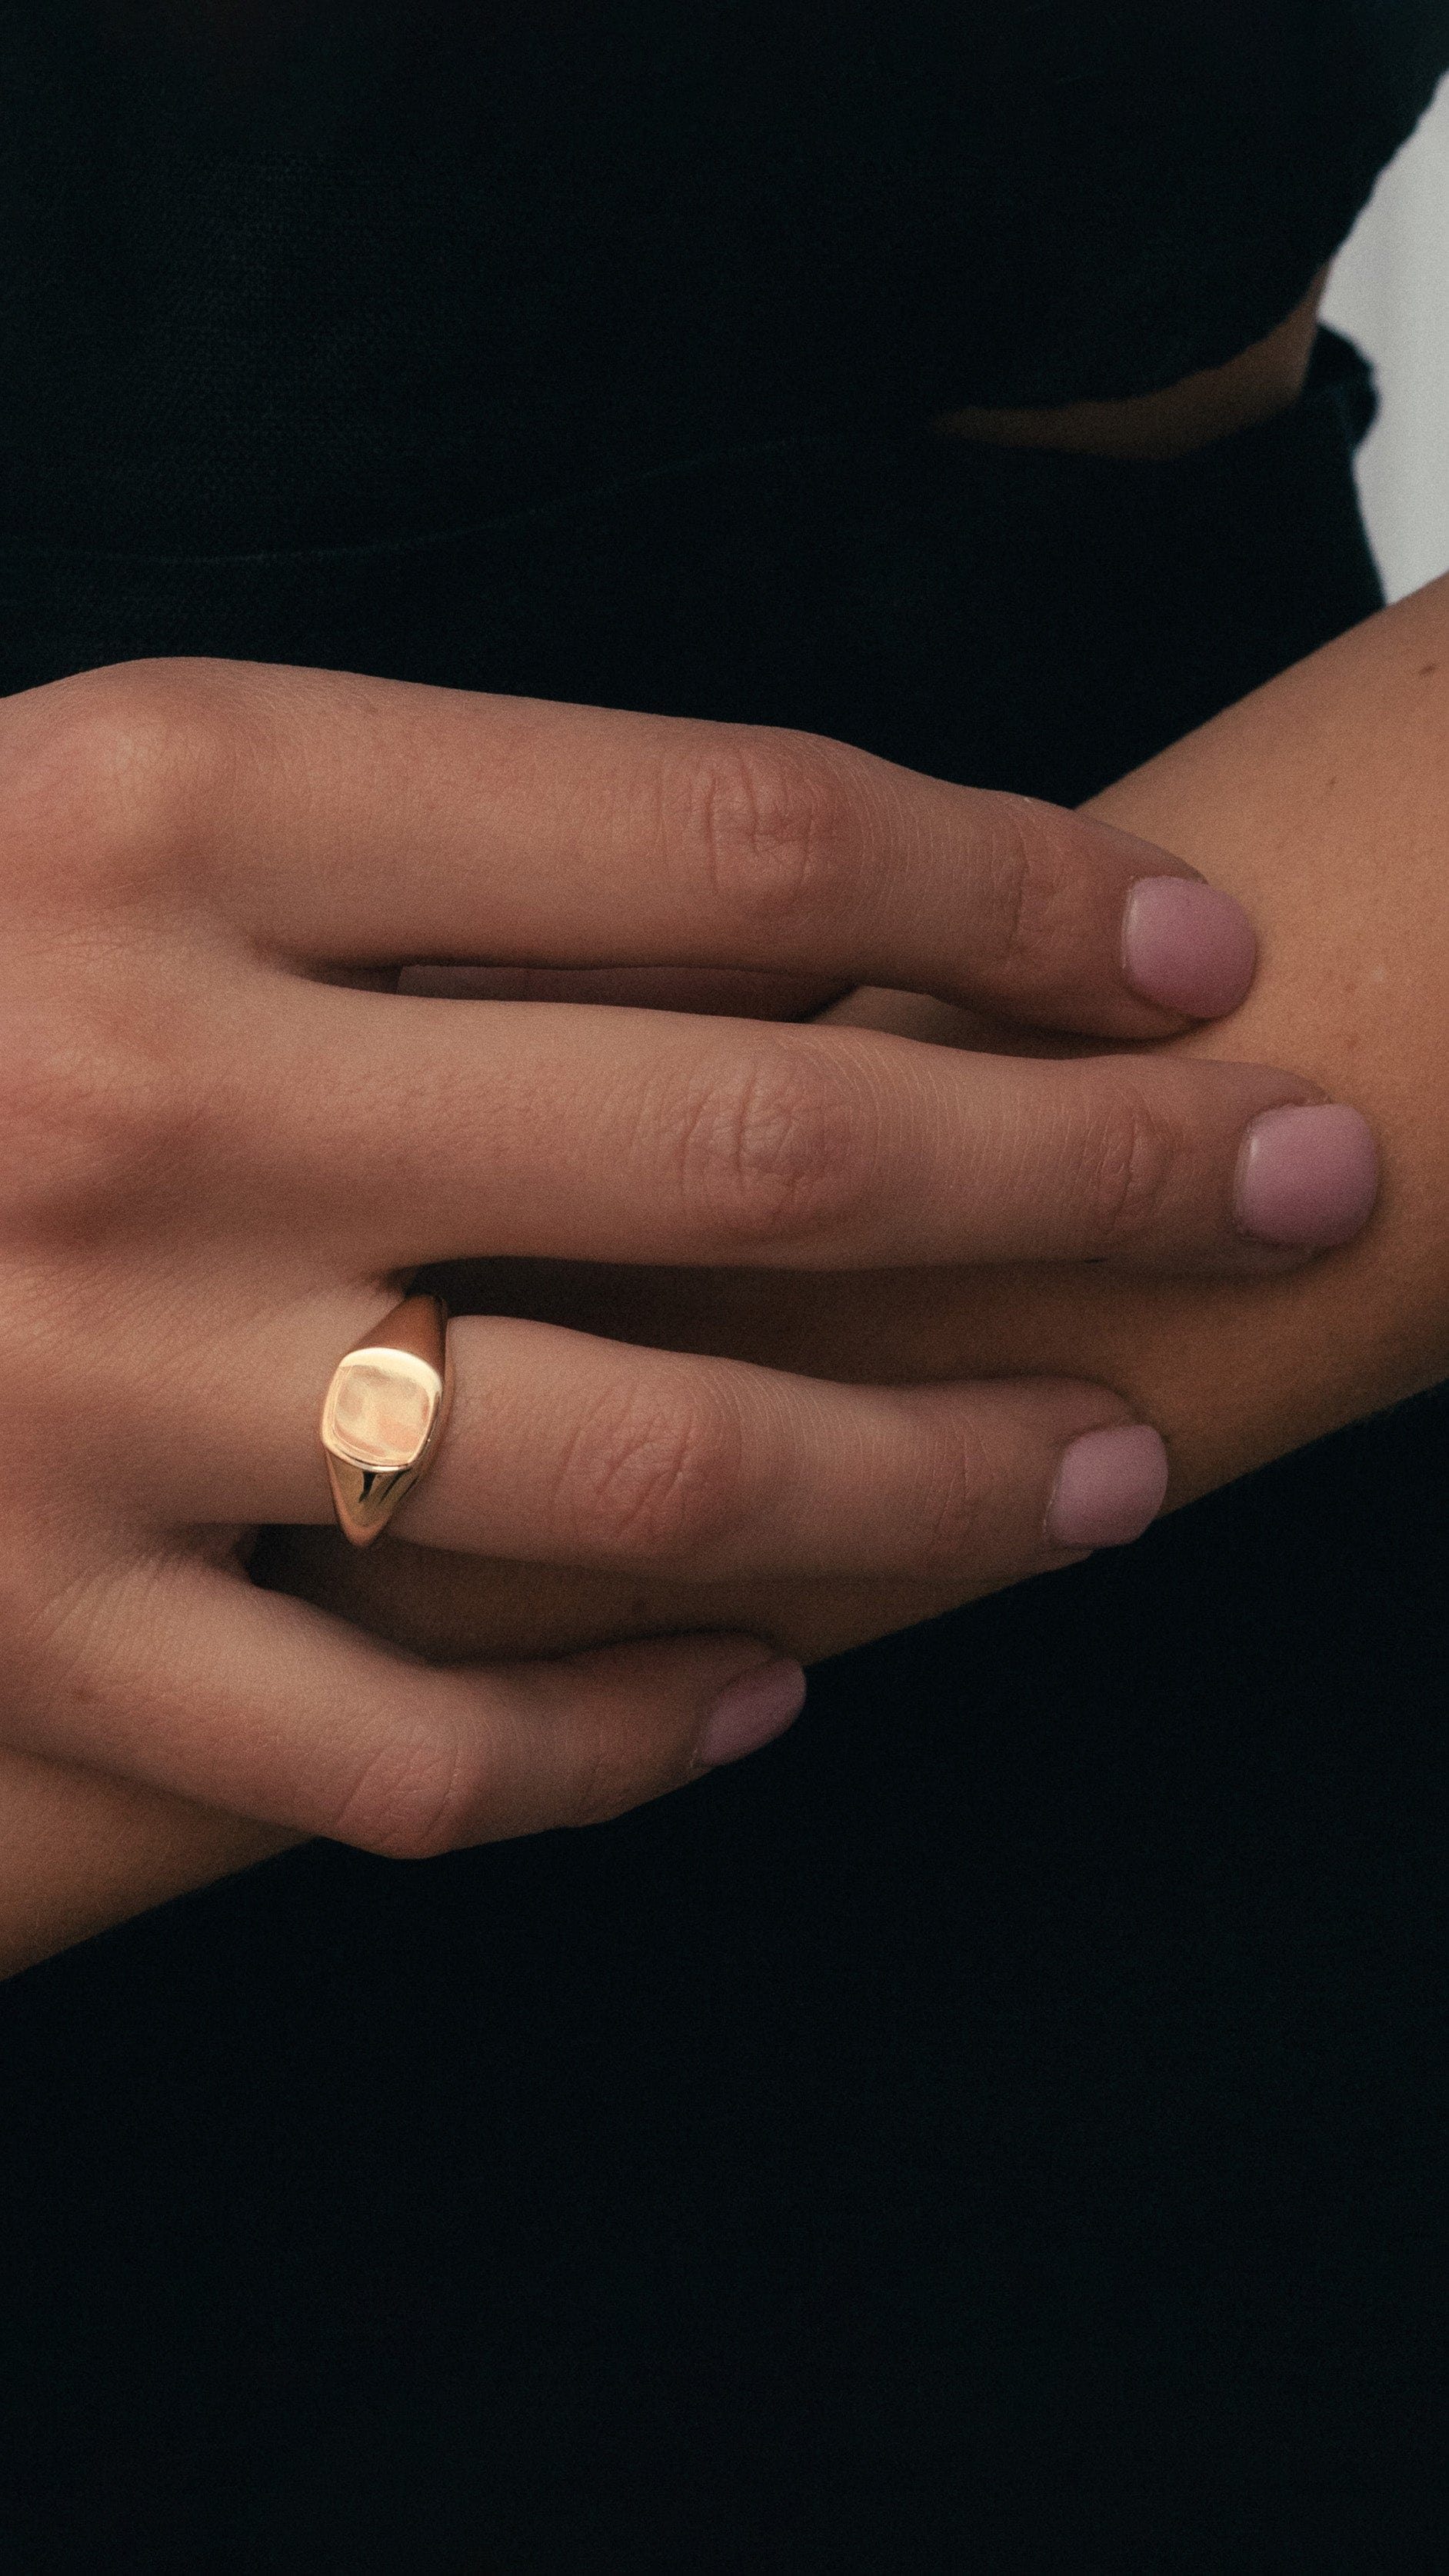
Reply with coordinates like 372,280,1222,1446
1122,877,1257,1018
698,1661,807,1768
1234,1104,1378,1248
1047,1425,1170,1551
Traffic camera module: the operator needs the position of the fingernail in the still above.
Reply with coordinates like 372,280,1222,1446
1121,877,1257,1018
1234,1103,1379,1248
1047,1425,1170,1551
698,1661,808,1769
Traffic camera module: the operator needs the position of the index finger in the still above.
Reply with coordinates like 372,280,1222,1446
99,661,1253,1038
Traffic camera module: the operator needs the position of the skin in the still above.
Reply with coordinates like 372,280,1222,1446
0,645,1324,1951
0,281,1403,1974
279,568,1449,1661
935,268,1329,458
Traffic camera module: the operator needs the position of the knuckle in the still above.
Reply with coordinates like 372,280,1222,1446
568,1375,747,1565
1078,1084,1179,1250
676,728,857,931
565,1715,657,1831
981,798,1034,968
0,1008,205,1236
330,1717,473,1861
911,1417,998,1568
674,1041,870,1246
332,1691,671,1854
0,1550,117,1724
0,660,238,906
979,794,1078,977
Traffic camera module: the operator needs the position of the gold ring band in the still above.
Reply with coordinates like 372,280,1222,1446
320,1292,453,1548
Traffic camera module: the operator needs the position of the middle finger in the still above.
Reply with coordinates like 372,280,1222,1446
249,981,1377,1275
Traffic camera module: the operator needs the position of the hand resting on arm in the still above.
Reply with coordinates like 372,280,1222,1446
295,573,1449,1658
0,660,1299,1969
6,549,1441,1967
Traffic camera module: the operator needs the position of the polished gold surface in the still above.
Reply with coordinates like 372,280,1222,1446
320,1293,452,1547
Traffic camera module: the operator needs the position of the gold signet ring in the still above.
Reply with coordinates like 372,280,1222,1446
320,1293,453,1548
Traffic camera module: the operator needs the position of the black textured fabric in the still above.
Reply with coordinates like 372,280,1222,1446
0,330,1384,804
0,2,1447,549
0,9,1446,2570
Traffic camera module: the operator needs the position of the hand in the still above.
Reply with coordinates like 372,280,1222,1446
0,658,1374,1855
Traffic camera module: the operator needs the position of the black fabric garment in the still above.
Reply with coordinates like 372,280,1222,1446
0,1,1447,549
1,8,1448,2570
0,329,1384,800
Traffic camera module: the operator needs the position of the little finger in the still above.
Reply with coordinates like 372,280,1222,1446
12,1552,807,1851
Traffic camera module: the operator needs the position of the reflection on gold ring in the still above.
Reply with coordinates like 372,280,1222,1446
319,1293,452,1548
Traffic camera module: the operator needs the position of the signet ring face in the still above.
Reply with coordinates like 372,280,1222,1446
320,1294,453,1548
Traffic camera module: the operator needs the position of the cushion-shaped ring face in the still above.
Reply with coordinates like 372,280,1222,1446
321,1348,443,1471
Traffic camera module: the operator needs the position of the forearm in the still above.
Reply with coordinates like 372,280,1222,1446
940,563,1449,1480
10,572,1449,1969
738,563,1449,1489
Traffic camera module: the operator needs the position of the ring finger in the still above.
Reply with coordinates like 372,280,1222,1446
398,1318,1173,1578
145,1308,1171,1584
